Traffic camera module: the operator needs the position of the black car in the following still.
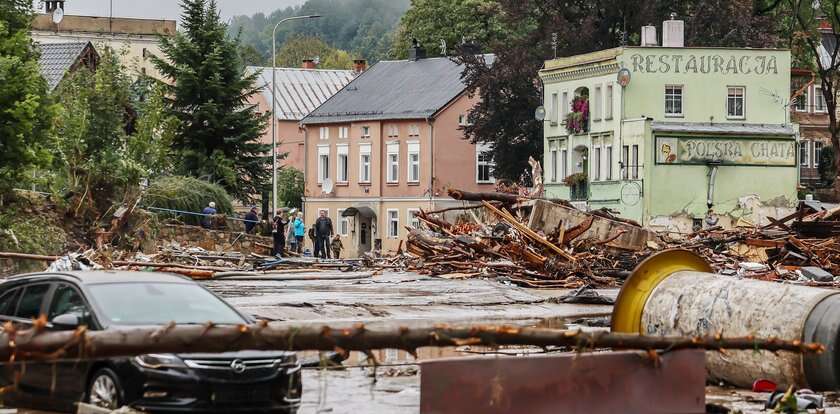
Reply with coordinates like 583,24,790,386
0,271,301,413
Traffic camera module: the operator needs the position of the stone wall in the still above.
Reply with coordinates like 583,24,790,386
151,224,273,255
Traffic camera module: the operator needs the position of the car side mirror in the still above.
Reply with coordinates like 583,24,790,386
51,313,80,330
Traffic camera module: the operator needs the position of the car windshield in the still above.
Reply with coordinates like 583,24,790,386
87,283,246,326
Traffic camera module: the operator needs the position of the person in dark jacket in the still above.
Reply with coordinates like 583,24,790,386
314,210,334,259
272,210,289,257
244,206,259,234
201,202,217,229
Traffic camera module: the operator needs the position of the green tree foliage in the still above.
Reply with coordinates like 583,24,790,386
275,35,353,69
130,79,178,178
144,176,233,225
0,0,54,196
456,0,783,180
229,0,410,64
153,0,270,202
393,0,507,59
277,167,304,210
51,47,146,214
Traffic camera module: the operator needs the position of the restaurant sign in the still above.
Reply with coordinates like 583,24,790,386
656,137,795,166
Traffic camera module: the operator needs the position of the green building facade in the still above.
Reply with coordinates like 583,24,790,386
539,42,798,233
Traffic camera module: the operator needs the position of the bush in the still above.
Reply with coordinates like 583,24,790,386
143,176,233,225
819,146,836,185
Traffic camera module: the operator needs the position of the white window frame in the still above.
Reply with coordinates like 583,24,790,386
726,86,746,119
386,142,399,183
593,146,601,181
593,85,602,121
800,141,811,167
361,126,371,138
794,89,808,112
561,147,568,180
814,141,824,168
408,124,420,137
317,145,330,184
458,114,472,127
336,144,349,183
631,144,640,179
476,143,495,184
815,86,827,113
387,209,399,239
665,85,683,117
621,145,630,180
407,141,420,183
605,84,614,120
407,208,421,229
549,141,558,182
337,209,349,236
387,125,399,138
359,144,371,183
561,91,569,119
319,127,329,140
605,145,613,180
550,93,559,125
338,126,349,139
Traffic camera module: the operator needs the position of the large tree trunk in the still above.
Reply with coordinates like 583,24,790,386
0,323,822,362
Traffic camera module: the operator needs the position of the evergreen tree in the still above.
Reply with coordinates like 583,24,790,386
153,0,270,202
0,0,54,196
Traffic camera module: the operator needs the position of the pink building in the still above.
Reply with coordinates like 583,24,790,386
247,63,357,172
300,47,496,256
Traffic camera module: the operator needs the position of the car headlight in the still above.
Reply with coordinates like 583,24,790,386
133,354,187,370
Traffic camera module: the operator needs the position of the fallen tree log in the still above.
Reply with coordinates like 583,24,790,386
448,189,521,204
0,252,235,273
0,322,823,362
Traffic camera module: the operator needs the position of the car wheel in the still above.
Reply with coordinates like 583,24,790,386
87,368,123,410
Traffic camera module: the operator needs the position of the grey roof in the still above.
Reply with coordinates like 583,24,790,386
248,66,356,121
301,55,495,125
651,121,795,137
37,41,91,91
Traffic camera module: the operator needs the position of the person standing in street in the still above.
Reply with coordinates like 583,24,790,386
201,202,217,229
244,206,259,234
272,210,289,257
330,235,343,259
293,212,305,254
315,210,334,259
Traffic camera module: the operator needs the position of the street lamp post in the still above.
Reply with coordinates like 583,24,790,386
271,15,321,217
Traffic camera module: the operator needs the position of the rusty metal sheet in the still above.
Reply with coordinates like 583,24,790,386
420,350,705,414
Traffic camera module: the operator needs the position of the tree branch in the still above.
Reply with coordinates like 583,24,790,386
0,323,824,362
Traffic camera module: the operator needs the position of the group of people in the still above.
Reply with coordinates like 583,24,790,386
263,209,342,259
208,202,344,259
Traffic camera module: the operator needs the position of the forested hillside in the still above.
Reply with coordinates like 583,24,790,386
229,0,410,66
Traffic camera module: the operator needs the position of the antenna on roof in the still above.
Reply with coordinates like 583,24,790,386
551,33,558,59
440,39,447,56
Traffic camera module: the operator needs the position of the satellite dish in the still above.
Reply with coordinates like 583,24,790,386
534,106,546,121
52,7,64,24
322,178,334,194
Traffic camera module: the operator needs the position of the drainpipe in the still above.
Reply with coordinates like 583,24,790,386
428,118,434,210
302,126,308,212
705,162,721,226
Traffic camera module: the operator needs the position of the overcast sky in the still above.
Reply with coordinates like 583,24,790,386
34,0,305,21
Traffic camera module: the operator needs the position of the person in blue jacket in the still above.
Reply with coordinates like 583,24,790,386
293,212,305,254
201,202,217,229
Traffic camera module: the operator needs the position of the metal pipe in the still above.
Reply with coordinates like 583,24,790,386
271,15,321,216
613,250,840,390
706,163,718,208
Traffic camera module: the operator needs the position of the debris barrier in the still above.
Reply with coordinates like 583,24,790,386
612,249,840,390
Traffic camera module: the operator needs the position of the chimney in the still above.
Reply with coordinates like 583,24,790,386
408,38,426,61
640,25,657,47
45,0,65,13
352,59,367,74
302,59,317,70
662,14,685,47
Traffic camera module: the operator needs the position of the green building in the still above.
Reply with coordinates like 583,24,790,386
538,20,797,233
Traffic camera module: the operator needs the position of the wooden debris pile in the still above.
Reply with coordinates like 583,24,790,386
405,200,648,289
